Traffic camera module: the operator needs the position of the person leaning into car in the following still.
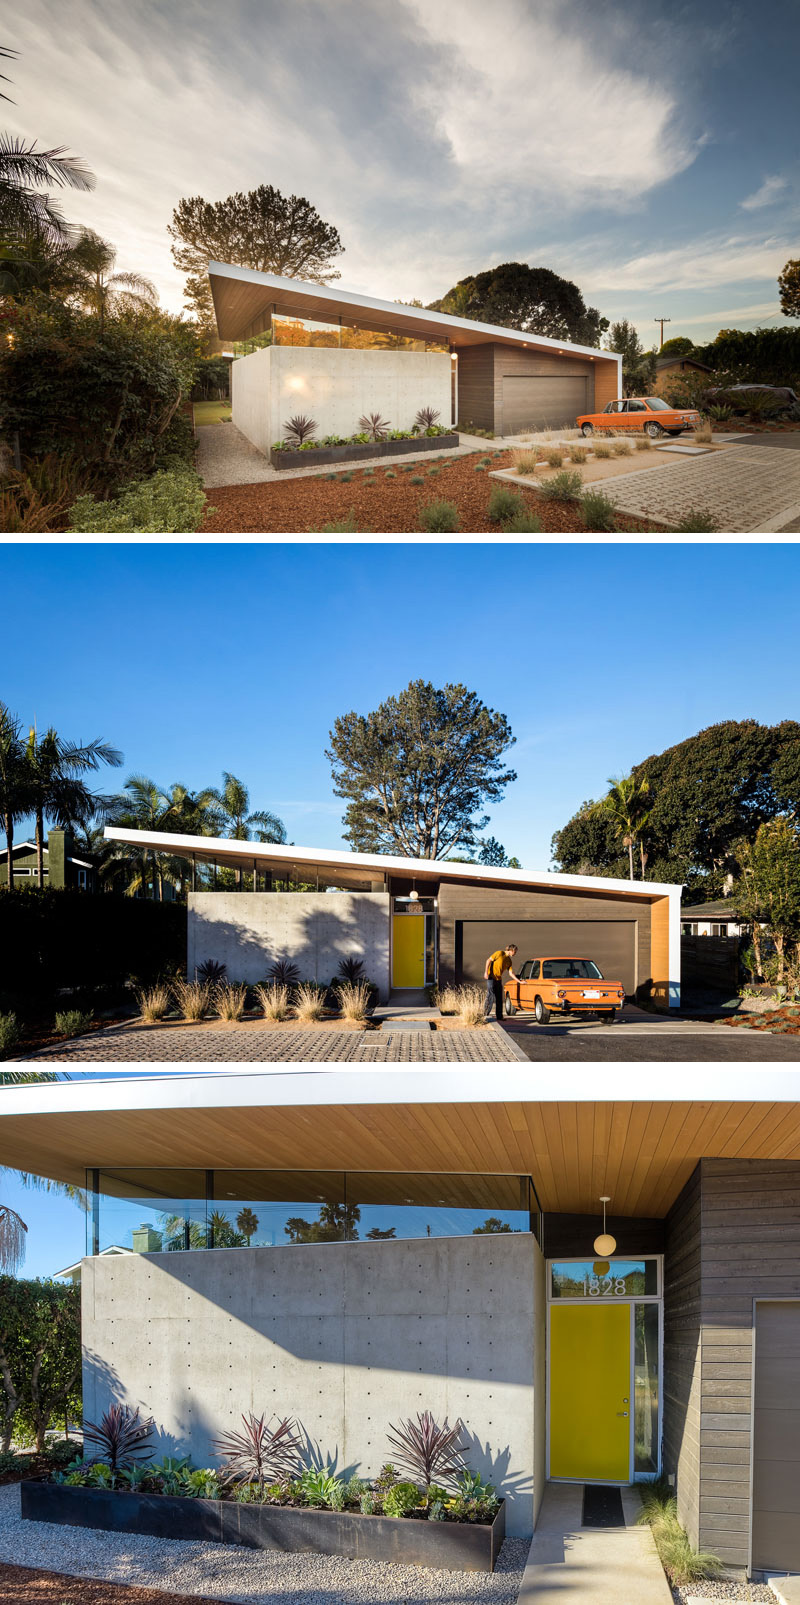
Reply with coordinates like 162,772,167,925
484,944,519,1021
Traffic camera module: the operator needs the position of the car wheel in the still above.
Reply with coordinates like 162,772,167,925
534,996,550,1025
581,422,594,436
600,1010,617,1025
645,422,663,438
504,993,517,1017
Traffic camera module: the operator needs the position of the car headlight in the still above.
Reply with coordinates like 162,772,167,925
557,989,567,998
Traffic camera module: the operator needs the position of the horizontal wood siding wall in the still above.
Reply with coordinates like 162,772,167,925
455,344,496,432
437,882,651,992
594,359,619,411
649,895,670,1007
664,1165,703,1548
698,1158,800,1570
492,345,595,434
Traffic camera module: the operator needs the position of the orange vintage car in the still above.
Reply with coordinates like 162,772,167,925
503,957,625,1025
576,396,701,437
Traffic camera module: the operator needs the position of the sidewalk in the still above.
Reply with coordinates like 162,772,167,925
519,1483,672,1605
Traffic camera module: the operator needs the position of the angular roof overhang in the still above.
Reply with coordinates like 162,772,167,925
208,262,622,372
3,1070,800,1218
103,828,681,903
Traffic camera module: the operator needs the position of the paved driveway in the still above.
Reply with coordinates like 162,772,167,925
19,1020,519,1062
599,442,800,533
505,1015,800,1061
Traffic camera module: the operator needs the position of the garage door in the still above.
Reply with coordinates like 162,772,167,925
501,376,588,433
752,1301,800,1572
457,920,637,996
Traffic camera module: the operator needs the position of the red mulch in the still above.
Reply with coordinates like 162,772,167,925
722,1006,800,1035
0,1564,217,1605
200,449,664,534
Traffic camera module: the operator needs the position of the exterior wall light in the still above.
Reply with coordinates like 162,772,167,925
408,887,419,901
593,1195,617,1256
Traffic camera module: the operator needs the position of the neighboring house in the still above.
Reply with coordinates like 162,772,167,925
3,1071,800,1577
207,262,622,448
652,355,714,396
103,827,683,1007
681,898,751,938
53,1244,133,1285
0,829,95,890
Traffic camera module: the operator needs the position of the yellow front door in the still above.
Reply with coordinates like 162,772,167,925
550,1302,631,1481
392,914,425,988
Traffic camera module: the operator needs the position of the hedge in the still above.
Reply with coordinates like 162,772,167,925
0,889,186,1006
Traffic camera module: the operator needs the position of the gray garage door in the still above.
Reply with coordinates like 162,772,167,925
501,376,588,433
457,920,637,996
752,1301,800,1572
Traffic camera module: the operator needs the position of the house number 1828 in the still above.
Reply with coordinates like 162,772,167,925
583,1274,628,1297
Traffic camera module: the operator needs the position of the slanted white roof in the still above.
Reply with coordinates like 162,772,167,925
208,261,622,377
103,827,681,901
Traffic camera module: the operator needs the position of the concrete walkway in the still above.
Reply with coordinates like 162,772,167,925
519,1483,671,1605
196,422,488,489
586,443,800,533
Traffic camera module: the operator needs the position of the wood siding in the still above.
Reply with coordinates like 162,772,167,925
454,342,617,433
437,881,652,997
664,1165,703,1548
493,345,596,435
650,895,670,1006
594,359,619,411
664,1160,800,1572
455,344,496,431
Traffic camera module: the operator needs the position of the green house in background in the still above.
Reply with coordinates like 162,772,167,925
0,829,96,891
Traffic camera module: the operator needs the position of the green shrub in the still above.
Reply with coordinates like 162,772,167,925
0,890,186,1006
384,1480,424,1518
384,469,396,478
538,469,583,502
0,1012,21,1059
54,1009,93,1039
69,468,208,534
409,474,425,485
419,498,459,532
542,448,564,468
488,484,524,525
580,489,619,531
473,463,486,472
504,508,542,532
0,1451,34,1475
427,466,440,476
671,508,718,533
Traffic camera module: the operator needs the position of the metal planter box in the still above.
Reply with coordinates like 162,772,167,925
21,1482,505,1572
270,434,459,470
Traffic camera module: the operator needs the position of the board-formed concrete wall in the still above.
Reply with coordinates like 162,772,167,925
231,345,452,455
82,1234,543,1536
187,891,391,996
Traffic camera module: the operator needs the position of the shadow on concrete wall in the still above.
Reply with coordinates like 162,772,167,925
189,896,389,995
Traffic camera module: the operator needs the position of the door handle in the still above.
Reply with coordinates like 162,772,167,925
616,1411,628,1417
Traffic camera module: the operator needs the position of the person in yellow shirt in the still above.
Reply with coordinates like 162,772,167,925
484,944,519,1022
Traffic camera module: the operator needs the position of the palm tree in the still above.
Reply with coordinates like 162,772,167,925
104,778,222,899
0,1201,26,1272
0,701,29,892
0,44,94,244
22,727,123,888
207,774,286,890
65,229,157,335
597,774,652,881
236,1207,259,1245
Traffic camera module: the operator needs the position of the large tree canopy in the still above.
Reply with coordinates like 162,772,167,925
552,720,800,897
326,679,517,859
607,319,657,395
168,184,344,330
428,262,608,347
778,258,800,320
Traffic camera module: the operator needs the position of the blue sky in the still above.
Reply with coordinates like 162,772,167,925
5,541,800,871
8,0,800,347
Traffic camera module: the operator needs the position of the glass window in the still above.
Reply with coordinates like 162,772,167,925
531,960,540,979
541,960,602,980
634,1303,659,1473
92,1170,207,1255
627,400,646,412
348,1173,532,1241
210,1171,347,1247
551,1259,658,1298
644,397,672,411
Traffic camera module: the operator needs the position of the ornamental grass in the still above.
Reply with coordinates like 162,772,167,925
216,981,248,1021
334,979,373,1021
138,984,171,1023
294,982,328,1022
254,982,291,1021
172,977,214,1021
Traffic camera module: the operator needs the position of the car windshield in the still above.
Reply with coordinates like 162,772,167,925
541,960,603,980
644,397,673,411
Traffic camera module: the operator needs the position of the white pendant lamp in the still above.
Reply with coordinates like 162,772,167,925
593,1195,617,1257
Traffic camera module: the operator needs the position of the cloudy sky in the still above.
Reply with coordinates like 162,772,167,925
7,0,800,345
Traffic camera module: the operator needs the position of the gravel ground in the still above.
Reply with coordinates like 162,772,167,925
671,1583,775,1603
0,1485,529,1605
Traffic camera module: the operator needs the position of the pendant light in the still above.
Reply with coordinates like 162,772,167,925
593,1195,616,1256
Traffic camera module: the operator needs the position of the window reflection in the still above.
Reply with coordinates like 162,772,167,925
634,1303,660,1473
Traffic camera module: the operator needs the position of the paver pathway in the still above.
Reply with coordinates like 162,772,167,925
20,1021,521,1063
518,1483,671,1605
596,443,800,533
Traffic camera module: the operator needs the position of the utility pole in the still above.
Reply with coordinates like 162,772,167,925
654,317,671,349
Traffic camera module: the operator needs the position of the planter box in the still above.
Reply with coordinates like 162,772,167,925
270,435,459,470
21,1482,505,1572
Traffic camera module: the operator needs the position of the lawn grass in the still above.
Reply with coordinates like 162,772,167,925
193,400,232,427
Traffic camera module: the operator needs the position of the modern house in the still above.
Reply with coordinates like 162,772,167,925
652,355,714,395
0,829,95,890
681,900,750,939
103,828,683,1007
207,262,622,449
3,1070,800,1578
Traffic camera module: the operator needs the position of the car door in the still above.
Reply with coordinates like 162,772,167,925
520,959,540,1008
626,399,648,431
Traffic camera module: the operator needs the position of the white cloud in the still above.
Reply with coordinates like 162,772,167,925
741,175,788,211
577,232,796,294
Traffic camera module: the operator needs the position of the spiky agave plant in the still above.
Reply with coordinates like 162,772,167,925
213,1413,303,1495
283,415,317,446
414,406,440,430
386,1409,467,1489
358,412,390,441
83,1404,155,1472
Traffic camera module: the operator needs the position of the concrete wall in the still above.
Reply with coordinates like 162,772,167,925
82,1233,545,1536
231,346,452,455
187,891,391,997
